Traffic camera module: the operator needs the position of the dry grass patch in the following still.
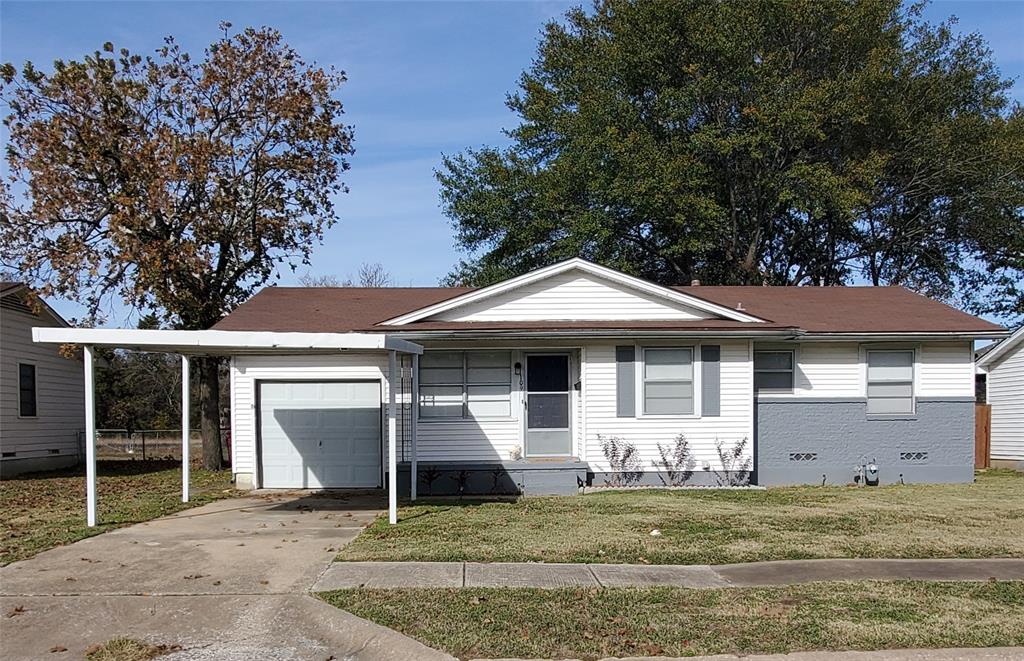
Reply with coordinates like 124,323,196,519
84,638,180,660
1,460,236,565
338,470,1024,564
320,581,1024,660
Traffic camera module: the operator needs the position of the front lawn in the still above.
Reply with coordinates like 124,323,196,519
321,580,1024,660
338,470,1024,564
1,460,236,565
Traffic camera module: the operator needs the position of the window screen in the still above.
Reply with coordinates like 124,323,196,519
19,363,37,417
419,351,511,418
867,350,914,414
642,348,693,415
754,350,794,392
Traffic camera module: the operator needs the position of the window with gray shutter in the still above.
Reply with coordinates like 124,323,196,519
642,347,694,415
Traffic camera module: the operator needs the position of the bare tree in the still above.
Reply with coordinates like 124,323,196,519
299,262,392,287
353,261,392,287
297,273,342,287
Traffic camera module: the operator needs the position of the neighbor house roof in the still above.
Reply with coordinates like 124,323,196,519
976,326,1024,369
212,283,1003,336
0,281,71,328
0,281,25,296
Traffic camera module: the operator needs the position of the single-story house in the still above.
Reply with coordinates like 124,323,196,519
976,326,1024,470
32,259,1006,524
1,282,85,477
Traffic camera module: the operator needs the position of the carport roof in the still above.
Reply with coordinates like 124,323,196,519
31,327,422,354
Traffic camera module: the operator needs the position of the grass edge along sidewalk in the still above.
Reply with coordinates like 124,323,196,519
320,580,1024,660
337,470,1024,565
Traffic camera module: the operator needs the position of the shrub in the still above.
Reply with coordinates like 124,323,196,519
654,433,695,486
599,434,644,487
714,437,752,486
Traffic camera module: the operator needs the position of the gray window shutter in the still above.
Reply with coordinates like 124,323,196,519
701,345,721,417
615,346,635,417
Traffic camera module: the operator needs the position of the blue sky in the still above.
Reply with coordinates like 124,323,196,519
1,0,1022,324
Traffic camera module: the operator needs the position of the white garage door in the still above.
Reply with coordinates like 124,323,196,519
259,381,381,489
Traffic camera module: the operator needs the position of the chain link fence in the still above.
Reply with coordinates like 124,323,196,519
92,429,230,461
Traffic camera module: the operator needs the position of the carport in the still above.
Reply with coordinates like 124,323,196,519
31,328,423,526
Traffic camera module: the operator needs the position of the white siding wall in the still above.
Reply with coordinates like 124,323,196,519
758,341,974,399
435,271,710,321
988,343,1024,461
231,352,525,480
582,341,754,471
0,305,84,464
792,343,862,396
918,342,975,397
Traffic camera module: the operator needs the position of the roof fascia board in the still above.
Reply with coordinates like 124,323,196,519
381,258,766,325
32,328,423,354
976,326,1024,369
389,329,801,340
800,331,1008,342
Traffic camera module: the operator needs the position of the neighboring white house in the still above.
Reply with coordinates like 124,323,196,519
1,282,84,476
32,259,1006,509
976,326,1024,470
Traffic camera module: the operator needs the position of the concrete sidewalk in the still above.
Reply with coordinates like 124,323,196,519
313,557,1024,591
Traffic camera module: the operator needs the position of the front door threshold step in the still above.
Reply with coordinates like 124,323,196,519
312,558,1024,592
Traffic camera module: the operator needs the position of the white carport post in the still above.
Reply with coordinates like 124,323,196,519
181,355,190,502
387,349,398,524
83,345,97,527
410,352,419,501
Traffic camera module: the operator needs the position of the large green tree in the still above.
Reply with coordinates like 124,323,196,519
438,0,1023,322
1,24,353,468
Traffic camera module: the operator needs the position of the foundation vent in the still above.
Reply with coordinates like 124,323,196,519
789,452,818,462
899,451,928,463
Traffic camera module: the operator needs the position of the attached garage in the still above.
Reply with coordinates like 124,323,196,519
258,380,383,489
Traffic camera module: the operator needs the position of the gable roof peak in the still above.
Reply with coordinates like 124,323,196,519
380,258,767,325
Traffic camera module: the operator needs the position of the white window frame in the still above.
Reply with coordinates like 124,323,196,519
754,350,795,394
17,362,38,419
639,346,697,417
865,348,917,417
418,350,514,421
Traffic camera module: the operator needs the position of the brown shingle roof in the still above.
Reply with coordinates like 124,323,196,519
211,283,1002,335
673,286,1002,334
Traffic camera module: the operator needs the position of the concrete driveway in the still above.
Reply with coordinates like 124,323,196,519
0,491,454,661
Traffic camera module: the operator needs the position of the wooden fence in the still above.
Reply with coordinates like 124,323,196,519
975,404,991,469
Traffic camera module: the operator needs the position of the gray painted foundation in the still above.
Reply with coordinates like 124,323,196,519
755,397,975,486
586,470,749,488
394,461,588,497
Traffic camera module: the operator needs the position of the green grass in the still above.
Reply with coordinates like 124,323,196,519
0,460,236,565
320,581,1024,660
338,470,1024,564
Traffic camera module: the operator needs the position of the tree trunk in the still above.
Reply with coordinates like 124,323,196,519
197,356,223,470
